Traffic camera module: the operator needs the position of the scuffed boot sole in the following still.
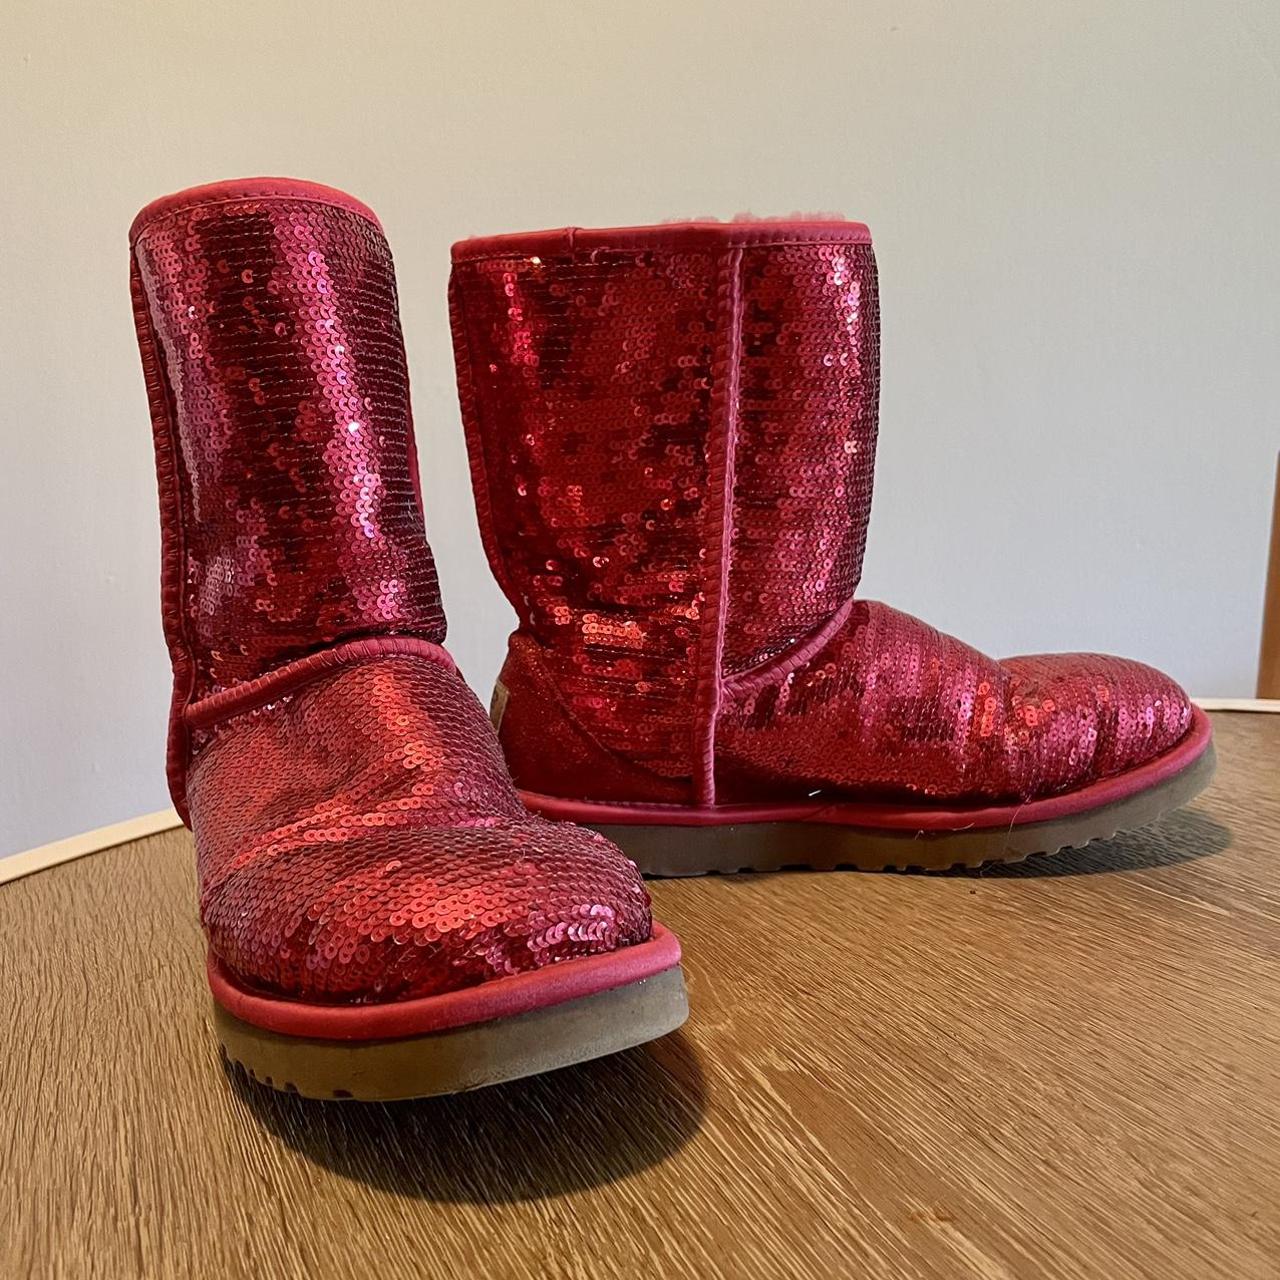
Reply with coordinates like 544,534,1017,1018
524,712,1216,876
209,926,687,1100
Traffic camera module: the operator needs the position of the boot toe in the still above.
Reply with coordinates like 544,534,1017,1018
998,652,1194,800
200,819,652,1004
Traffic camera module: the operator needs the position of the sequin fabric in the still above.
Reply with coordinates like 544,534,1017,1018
452,221,1195,807
726,243,879,673
717,602,1193,803
132,192,443,700
188,655,649,1001
451,245,717,776
131,182,650,1003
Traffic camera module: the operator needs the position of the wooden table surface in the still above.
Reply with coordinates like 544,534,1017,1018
3,711,1278,1279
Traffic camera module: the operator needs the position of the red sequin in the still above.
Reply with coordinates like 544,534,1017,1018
450,221,1194,807
188,654,649,1001
131,181,651,1003
133,190,443,699
717,602,1193,802
726,242,879,673
452,244,718,777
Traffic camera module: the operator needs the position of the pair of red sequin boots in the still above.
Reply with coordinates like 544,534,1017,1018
131,178,1213,1099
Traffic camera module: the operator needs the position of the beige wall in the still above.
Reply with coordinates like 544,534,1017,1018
3,0,1277,852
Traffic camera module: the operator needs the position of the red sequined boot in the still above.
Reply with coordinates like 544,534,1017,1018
449,220,1214,873
129,180,686,1097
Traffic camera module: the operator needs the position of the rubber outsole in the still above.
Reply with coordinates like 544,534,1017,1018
215,964,688,1101
583,743,1217,876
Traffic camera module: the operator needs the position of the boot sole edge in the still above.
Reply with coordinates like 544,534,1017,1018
214,965,688,1101
535,737,1217,876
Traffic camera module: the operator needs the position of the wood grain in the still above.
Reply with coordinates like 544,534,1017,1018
2,712,1277,1279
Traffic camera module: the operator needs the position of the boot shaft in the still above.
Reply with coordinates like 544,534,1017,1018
130,179,445,708
449,221,879,785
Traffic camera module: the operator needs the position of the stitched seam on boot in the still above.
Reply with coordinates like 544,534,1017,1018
129,182,383,245
184,637,458,731
691,247,744,806
131,250,197,822
451,225,874,263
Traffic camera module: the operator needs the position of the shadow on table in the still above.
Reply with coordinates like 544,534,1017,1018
955,805,1232,878
224,1026,706,1203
